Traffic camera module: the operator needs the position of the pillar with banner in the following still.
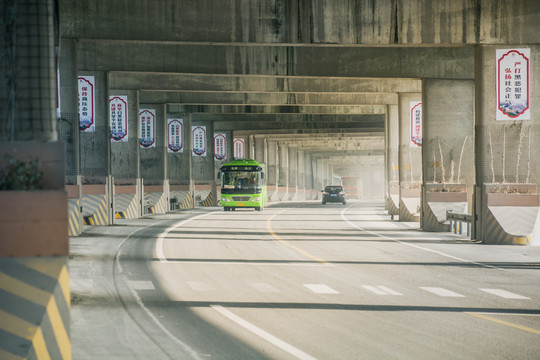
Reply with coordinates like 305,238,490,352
475,46,539,245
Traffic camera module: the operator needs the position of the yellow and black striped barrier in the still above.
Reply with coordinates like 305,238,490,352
482,207,531,245
199,190,215,207
115,194,138,219
67,199,82,237
82,195,108,225
0,258,70,359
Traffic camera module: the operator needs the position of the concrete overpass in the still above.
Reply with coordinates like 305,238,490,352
1,1,540,358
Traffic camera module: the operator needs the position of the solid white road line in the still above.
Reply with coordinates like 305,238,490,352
156,211,221,263
340,206,500,270
164,260,328,266
479,288,531,299
303,284,340,294
420,287,465,297
211,305,318,360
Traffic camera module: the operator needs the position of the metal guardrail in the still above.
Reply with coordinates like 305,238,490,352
446,210,472,237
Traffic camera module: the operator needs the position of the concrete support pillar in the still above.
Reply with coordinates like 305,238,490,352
109,89,140,220
317,157,326,190
359,156,385,200
248,134,255,159
297,149,305,200
312,156,321,199
167,111,193,207
80,71,109,178
139,102,167,215
0,0,57,142
267,140,279,201
288,147,298,200
304,152,313,199
398,93,422,222
254,136,266,164
386,104,400,215
109,90,140,181
422,79,475,231
58,39,80,181
278,143,289,201
192,120,216,206
474,45,540,245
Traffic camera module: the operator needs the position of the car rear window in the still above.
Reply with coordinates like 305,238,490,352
325,186,342,192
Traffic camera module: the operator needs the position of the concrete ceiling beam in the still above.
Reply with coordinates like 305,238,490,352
109,72,421,93
140,91,398,106
79,41,473,79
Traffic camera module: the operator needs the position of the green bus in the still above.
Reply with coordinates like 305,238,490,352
219,159,267,211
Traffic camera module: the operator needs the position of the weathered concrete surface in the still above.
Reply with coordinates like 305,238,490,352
421,79,475,231
474,45,540,243
60,0,540,45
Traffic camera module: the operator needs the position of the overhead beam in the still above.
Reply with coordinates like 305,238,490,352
79,41,474,79
110,72,421,93
140,91,398,106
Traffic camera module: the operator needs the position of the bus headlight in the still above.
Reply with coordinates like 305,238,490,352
252,196,261,202
221,196,230,202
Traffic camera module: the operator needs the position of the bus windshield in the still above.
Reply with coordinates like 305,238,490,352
221,170,263,193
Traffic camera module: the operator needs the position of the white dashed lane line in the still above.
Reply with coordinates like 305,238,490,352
420,287,465,297
479,288,531,299
362,285,403,296
303,284,340,294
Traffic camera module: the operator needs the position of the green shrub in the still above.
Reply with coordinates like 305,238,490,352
0,155,43,190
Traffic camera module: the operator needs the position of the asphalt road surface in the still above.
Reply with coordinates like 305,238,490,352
70,201,540,359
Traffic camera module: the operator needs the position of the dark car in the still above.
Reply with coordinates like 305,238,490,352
321,185,347,205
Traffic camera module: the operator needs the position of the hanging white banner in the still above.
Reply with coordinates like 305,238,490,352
233,138,245,159
496,48,530,120
410,101,422,148
139,109,156,149
214,132,227,160
192,126,207,157
109,96,129,142
78,75,95,132
167,118,184,153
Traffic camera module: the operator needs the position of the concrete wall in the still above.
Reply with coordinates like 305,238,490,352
60,0,540,46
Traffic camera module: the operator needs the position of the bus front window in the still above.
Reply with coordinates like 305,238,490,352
221,171,261,191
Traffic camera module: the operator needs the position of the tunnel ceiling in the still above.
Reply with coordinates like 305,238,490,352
61,0,491,168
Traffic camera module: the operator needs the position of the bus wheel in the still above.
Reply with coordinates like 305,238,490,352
255,207,262,211
231,207,236,211
224,207,229,211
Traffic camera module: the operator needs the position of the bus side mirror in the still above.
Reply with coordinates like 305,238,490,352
217,172,221,180
261,172,265,179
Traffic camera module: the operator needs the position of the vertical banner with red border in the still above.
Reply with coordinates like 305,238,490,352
496,48,530,120
410,101,422,148
167,118,184,153
192,126,207,156
233,138,245,159
139,109,156,149
109,96,129,142
214,132,227,160
78,75,95,132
